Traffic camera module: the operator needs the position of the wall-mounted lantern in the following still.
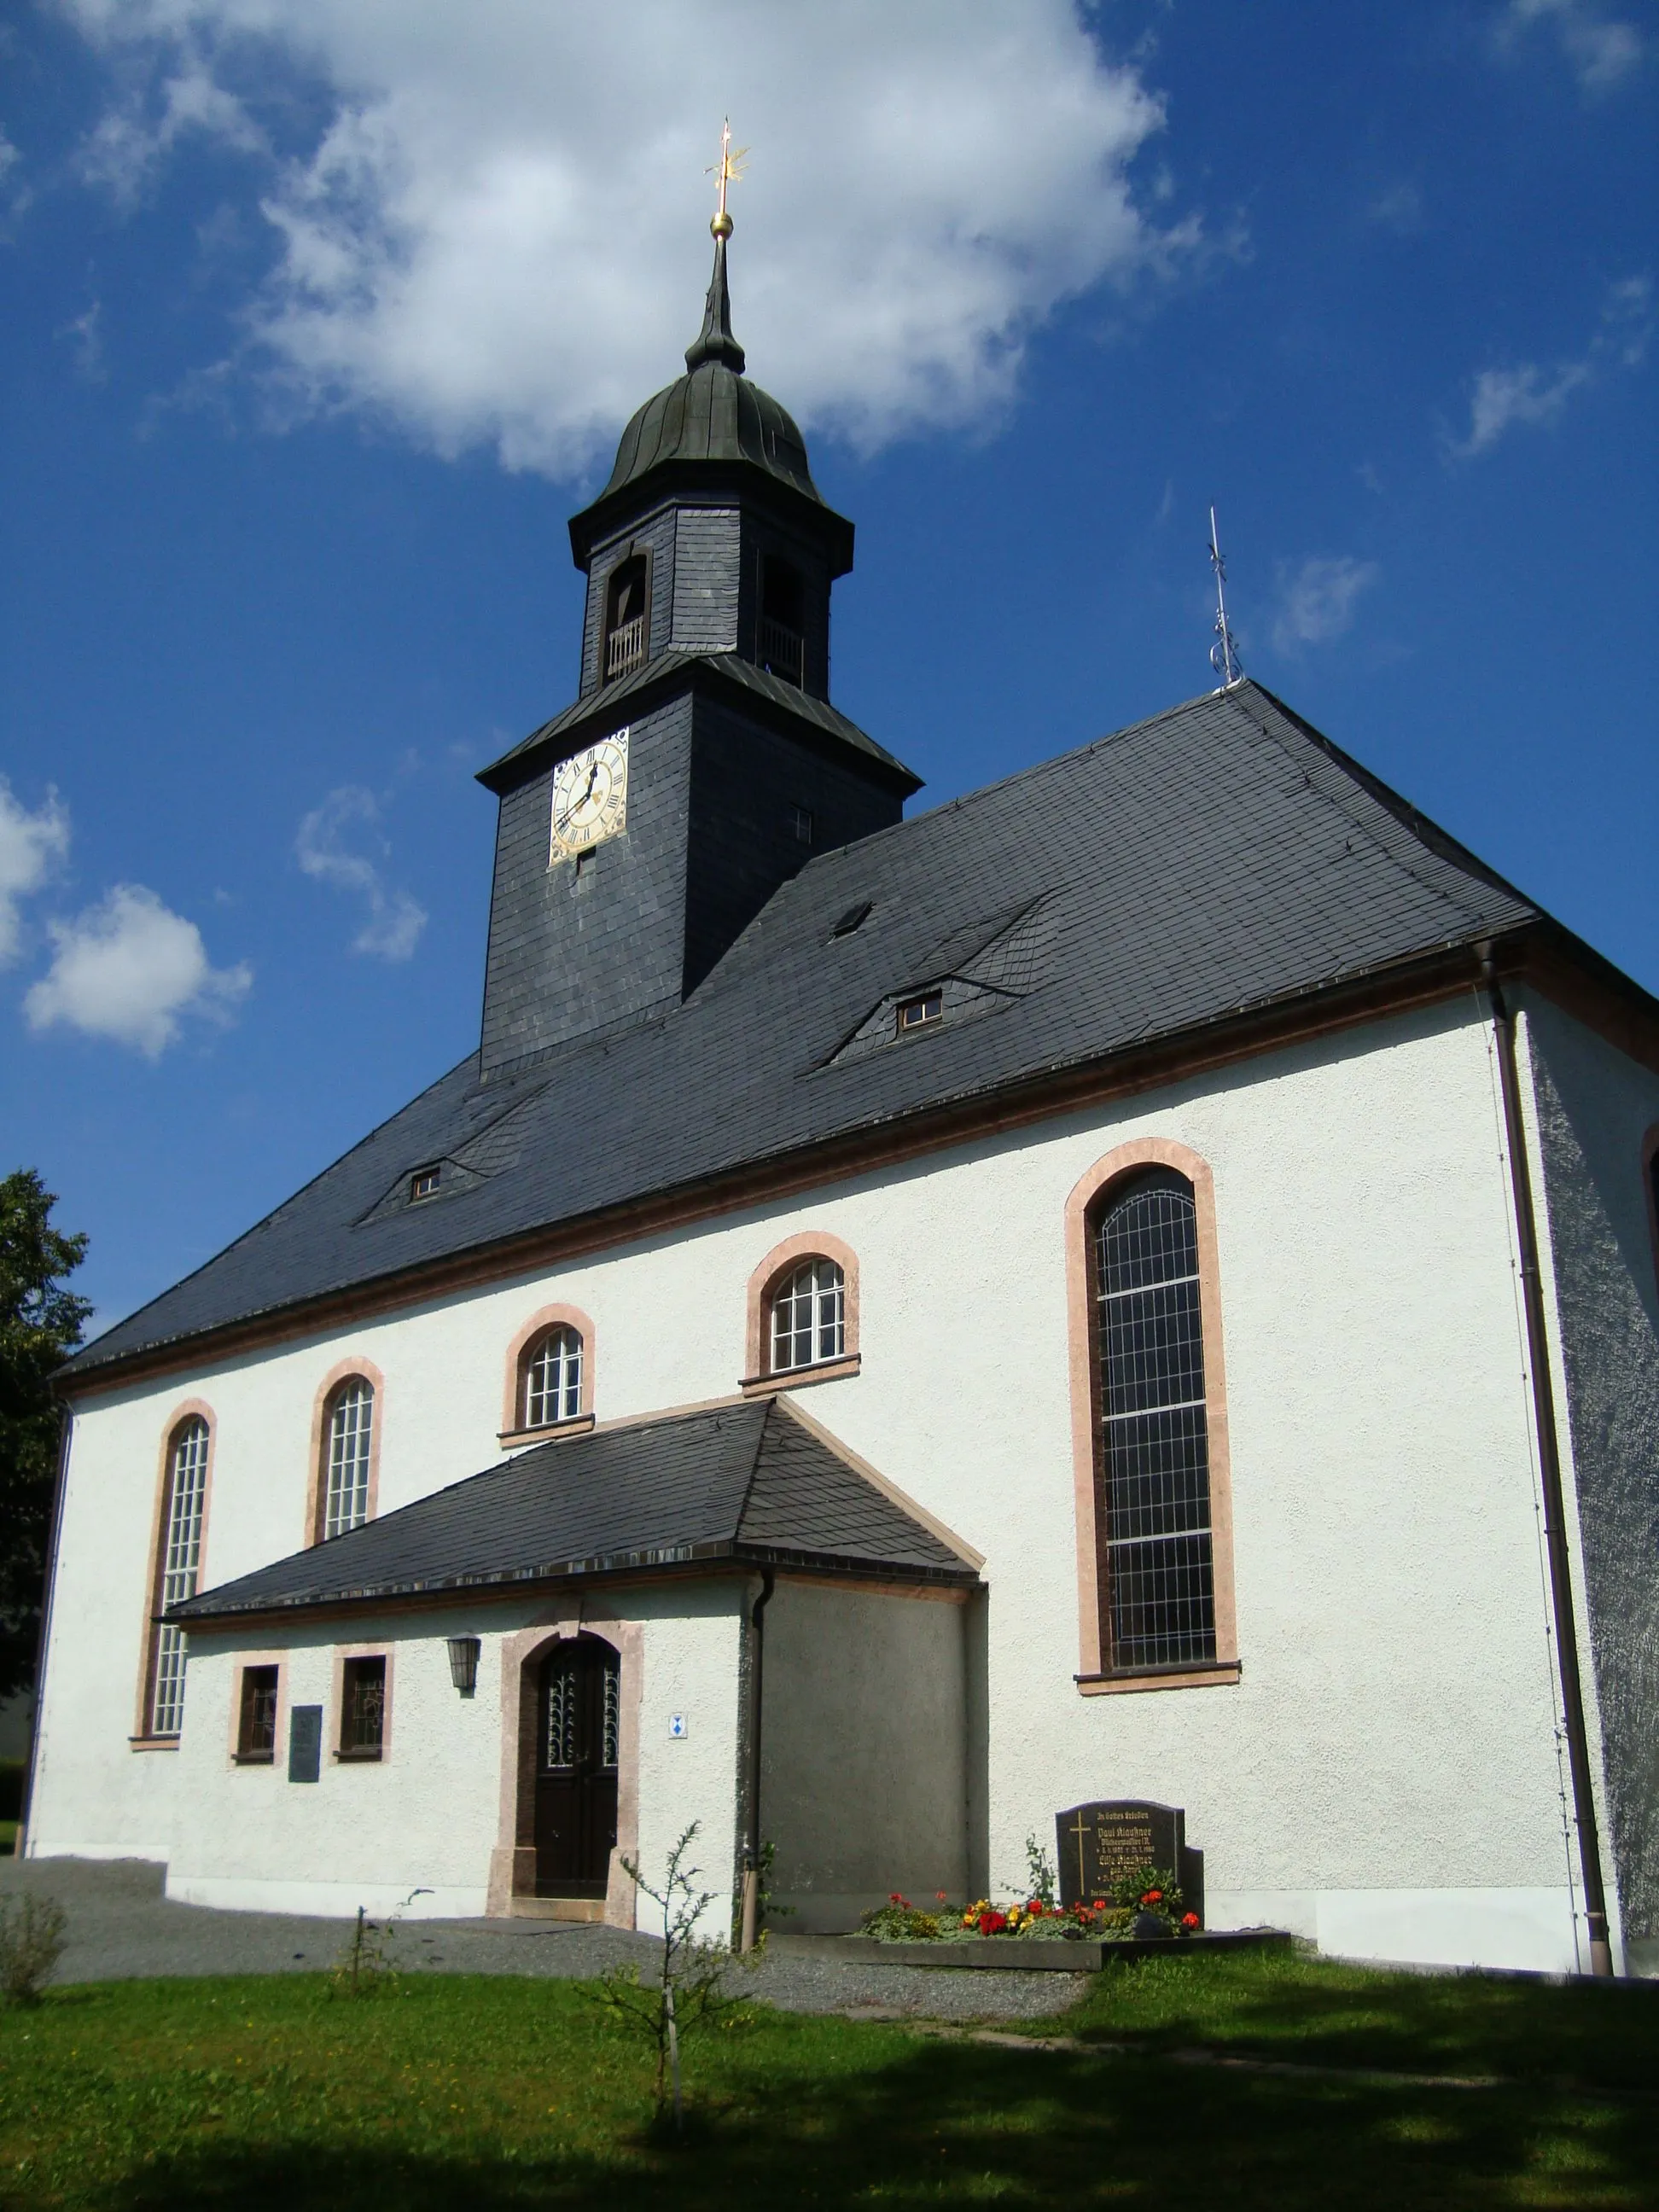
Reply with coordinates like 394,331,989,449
446,1636,480,1697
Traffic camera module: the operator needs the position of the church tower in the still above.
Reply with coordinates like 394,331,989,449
474,217,921,1080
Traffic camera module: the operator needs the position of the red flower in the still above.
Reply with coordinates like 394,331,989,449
1091,1899,1106,1911
1028,1899,1044,1916
1182,1912,1200,1930
1140,1889,1163,1906
888,1893,905,1906
976,1909,1008,1936
935,1891,947,1901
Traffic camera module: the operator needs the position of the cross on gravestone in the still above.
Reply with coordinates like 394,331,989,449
1055,1800,1204,1925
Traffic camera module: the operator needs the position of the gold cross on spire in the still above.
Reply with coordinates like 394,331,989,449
707,117,748,239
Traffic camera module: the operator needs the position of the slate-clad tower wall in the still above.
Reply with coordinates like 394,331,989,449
474,231,917,1080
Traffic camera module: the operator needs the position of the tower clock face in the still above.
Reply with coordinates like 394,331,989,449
550,731,629,862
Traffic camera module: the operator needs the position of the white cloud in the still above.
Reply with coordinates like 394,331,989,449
1271,556,1380,655
57,298,107,380
24,883,251,1056
1499,0,1643,92
296,785,426,960
0,780,70,965
1451,275,1650,457
55,1,1202,469
75,44,265,202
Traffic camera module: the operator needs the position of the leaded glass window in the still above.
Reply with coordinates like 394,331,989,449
770,1258,844,1373
323,1379,374,1540
149,1417,208,1736
523,1327,583,1429
1093,1170,1215,1671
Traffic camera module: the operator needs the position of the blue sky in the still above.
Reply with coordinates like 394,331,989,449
1,0,1653,1336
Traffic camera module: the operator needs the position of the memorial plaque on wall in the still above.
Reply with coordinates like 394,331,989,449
1056,1800,1204,1923
288,1705,323,1784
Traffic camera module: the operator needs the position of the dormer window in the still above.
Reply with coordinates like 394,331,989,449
897,990,942,1035
410,1165,440,1202
603,556,649,684
759,556,805,686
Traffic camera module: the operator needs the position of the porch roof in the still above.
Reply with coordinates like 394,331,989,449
168,1396,981,1626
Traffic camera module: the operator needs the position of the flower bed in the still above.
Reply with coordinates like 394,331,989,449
859,1854,1202,1946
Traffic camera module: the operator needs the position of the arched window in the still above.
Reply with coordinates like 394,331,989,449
602,555,649,682
323,1377,375,1540
1092,1168,1214,1671
522,1324,584,1430
771,1257,845,1373
148,1415,210,1737
759,555,805,685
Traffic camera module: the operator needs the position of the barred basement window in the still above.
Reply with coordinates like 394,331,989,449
323,1378,375,1540
236,1665,279,1762
522,1324,584,1429
770,1257,845,1373
148,1417,210,1737
340,1656,387,1759
1092,1169,1216,1671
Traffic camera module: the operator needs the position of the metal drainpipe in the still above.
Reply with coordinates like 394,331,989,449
1484,960,1613,1976
19,1407,73,1860
738,1569,776,1954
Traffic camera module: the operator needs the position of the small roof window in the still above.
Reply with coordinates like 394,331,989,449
896,991,942,1035
831,899,873,939
410,1165,441,1202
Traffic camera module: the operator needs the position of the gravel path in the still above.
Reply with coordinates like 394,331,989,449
0,1856,1085,2023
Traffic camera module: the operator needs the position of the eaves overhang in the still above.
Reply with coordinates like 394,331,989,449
166,1541,980,1633
568,457,854,577
59,921,1619,1401
475,651,919,798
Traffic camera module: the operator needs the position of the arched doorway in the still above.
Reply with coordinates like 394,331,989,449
534,1636,620,1898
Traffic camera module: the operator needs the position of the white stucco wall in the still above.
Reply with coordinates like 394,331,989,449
31,995,1619,1968
760,1580,970,1930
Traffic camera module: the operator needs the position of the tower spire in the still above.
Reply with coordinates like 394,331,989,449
686,119,748,374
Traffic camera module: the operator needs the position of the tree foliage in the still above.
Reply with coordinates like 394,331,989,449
0,1171,91,1703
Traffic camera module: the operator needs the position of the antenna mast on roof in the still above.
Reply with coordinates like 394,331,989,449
1208,505,1244,690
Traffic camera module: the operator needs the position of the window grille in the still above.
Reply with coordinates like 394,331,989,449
340,1656,386,1756
1093,1170,1216,1670
323,1379,374,1540
770,1257,845,1373
544,1656,579,1769
602,1663,620,1770
149,1417,209,1736
523,1326,583,1429
237,1665,278,1761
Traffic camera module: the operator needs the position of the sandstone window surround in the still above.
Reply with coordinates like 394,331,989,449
500,1305,597,1445
305,1359,385,1546
1064,1138,1240,1697
133,1401,217,1746
742,1231,861,1394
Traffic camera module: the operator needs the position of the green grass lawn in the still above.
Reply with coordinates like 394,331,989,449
1,1953,1653,2209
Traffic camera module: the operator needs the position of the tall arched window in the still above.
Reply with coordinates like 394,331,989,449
1092,1168,1215,1670
771,1257,845,1373
323,1377,375,1540
522,1324,584,1429
148,1415,210,1737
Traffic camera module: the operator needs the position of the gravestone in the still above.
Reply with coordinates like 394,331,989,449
288,1705,323,1784
1055,1800,1204,1924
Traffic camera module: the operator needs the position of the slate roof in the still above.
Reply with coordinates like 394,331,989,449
168,1397,978,1623
479,648,918,790
69,678,1551,1381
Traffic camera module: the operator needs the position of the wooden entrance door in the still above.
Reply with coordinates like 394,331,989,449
534,1638,620,1898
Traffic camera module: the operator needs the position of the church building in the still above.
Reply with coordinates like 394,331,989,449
23,219,1659,1979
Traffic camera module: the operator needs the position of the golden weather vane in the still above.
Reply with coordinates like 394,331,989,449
706,117,748,239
